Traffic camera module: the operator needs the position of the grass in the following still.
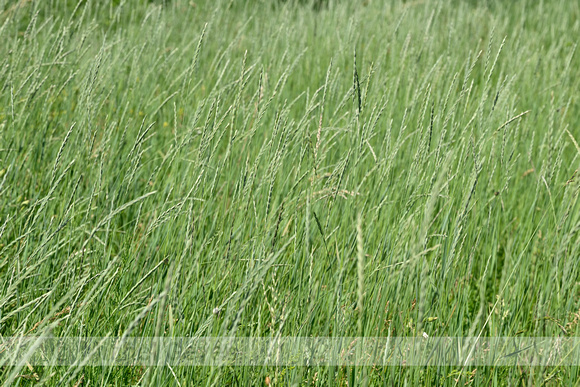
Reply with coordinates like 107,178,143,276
0,0,579,385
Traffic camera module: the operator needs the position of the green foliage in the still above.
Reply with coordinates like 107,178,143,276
0,0,579,384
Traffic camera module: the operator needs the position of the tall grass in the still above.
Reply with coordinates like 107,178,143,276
0,0,579,384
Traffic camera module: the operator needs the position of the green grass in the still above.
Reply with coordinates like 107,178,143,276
0,0,579,385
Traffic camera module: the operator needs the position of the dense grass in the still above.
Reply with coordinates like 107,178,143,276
1,0,579,384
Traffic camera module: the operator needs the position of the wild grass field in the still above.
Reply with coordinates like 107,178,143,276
0,0,579,385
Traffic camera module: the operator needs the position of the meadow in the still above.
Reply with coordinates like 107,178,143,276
0,0,579,384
